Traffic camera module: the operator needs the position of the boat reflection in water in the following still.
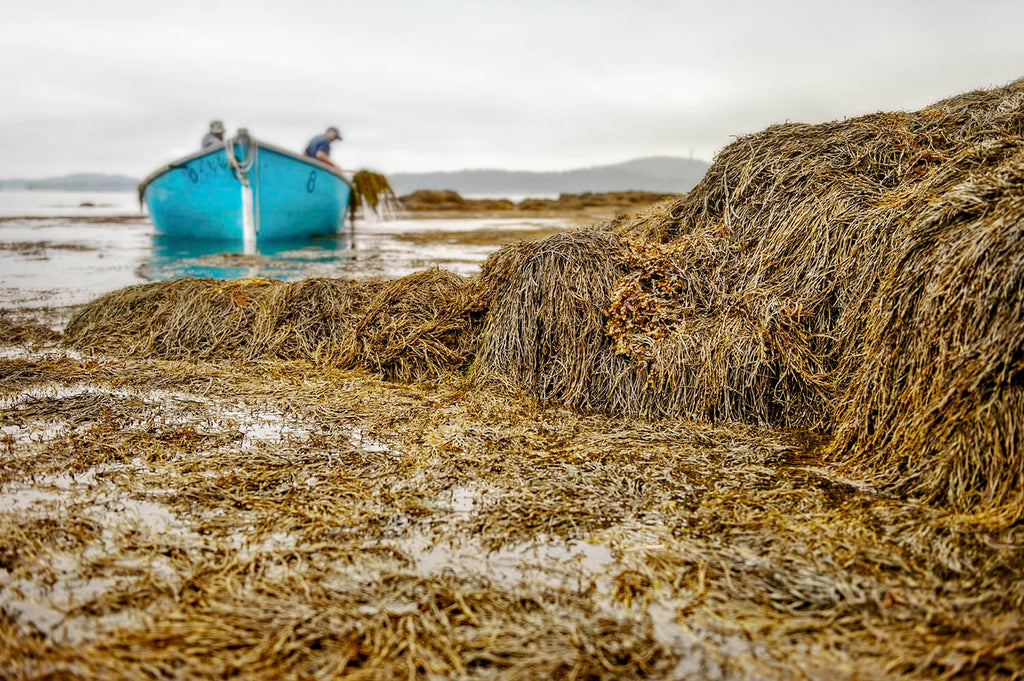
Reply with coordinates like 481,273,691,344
141,233,354,282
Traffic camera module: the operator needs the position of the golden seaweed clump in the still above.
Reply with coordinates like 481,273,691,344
350,169,399,217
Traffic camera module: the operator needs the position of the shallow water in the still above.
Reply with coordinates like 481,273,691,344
0,190,141,218
0,190,567,308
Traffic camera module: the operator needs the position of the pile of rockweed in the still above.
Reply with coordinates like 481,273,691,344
67,78,1024,521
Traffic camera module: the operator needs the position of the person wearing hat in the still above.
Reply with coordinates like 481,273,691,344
304,126,342,168
202,120,225,148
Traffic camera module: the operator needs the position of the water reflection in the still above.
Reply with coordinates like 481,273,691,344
141,234,354,281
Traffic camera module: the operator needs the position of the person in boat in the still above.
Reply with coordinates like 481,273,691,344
304,126,342,168
201,120,225,148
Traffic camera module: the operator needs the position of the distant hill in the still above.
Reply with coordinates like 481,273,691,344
389,156,710,195
0,157,711,195
0,173,139,191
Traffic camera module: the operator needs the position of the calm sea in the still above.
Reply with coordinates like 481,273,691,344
0,190,566,310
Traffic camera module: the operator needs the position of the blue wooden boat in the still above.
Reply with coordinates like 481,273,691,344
139,130,353,245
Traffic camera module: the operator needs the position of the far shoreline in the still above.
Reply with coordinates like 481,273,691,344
393,189,677,222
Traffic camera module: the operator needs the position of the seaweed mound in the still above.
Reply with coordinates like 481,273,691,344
65,78,1024,520
65,269,479,381
475,78,1024,519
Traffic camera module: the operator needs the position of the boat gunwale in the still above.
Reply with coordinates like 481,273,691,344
137,136,353,201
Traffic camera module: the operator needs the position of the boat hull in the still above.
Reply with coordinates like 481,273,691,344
140,138,352,242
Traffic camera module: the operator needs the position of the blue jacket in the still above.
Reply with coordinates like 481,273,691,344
305,134,331,159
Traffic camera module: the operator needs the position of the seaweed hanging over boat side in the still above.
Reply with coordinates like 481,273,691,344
349,169,399,219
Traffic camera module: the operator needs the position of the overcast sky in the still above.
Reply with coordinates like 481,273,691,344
1,0,1022,178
